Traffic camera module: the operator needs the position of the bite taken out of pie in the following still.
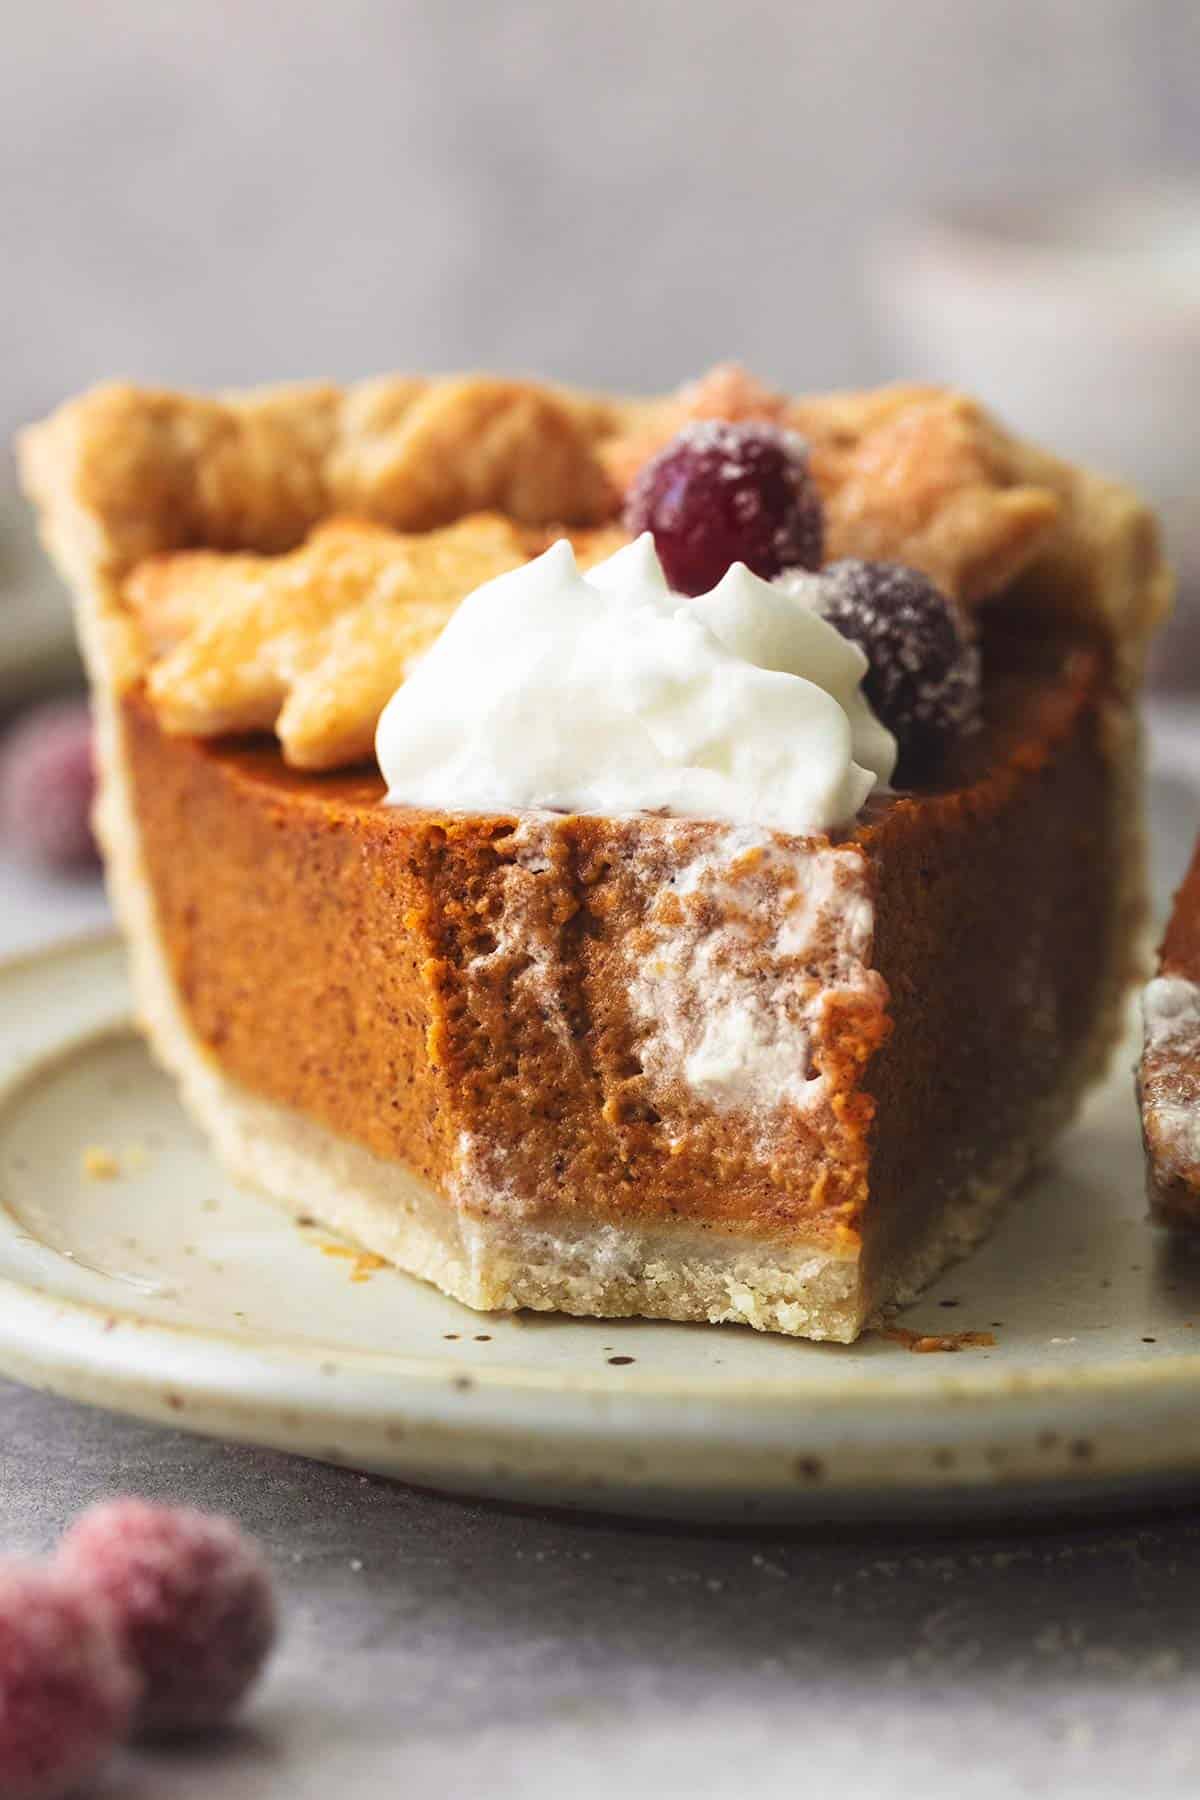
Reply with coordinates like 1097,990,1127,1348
19,366,1171,1343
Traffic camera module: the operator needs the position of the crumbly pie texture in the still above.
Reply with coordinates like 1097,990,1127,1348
22,365,1170,773
17,366,1169,1341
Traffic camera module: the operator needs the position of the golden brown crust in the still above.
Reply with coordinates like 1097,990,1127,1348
328,375,621,531
791,385,1063,604
125,516,627,768
19,374,621,573
141,515,529,770
19,364,1172,773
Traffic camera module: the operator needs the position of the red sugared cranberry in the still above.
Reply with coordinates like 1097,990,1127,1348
0,700,98,872
623,420,824,595
57,1501,277,1735
813,559,981,782
0,1561,138,1799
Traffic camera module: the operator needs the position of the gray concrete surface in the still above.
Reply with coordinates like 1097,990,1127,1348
3,1378,1200,1798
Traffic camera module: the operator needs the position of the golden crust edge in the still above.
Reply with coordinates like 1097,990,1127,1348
18,371,1173,704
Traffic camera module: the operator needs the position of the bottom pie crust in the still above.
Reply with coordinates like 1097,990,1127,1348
110,1017,1100,1344
108,1002,1105,1344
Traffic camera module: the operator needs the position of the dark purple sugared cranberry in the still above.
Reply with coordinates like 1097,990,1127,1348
814,559,981,782
623,421,823,595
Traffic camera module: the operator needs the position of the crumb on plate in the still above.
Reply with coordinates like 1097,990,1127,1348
881,1325,997,1354
81,1146,120,1180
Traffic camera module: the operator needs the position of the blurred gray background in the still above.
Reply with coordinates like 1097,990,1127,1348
3,0,1200,702
4,0,1198,435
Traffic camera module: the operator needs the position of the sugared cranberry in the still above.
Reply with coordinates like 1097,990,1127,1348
623,421,823,595
0,700,98,872
813,559,981,782
57,1501,277,1735
0,1561,138,1799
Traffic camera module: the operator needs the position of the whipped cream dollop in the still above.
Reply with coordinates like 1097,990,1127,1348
376,535,896,835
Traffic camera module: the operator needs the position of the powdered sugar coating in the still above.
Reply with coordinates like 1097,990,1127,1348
1144,975,1200,1047
0,1560,137,1800
57,1500,276,1735
812,559,981,781
1141,975,1200,1182
623,420,823,595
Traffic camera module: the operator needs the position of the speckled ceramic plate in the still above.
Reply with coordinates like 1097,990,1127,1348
0,933,1198,1524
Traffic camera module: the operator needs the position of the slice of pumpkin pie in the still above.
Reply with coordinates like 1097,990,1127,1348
19,366,1170,1341
1140,835,1200,1223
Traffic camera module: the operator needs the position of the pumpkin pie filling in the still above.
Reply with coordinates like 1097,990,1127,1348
18,366,1170,1340
118,606,1121,1334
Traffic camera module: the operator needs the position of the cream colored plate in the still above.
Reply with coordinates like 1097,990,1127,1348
0,934,1198,1523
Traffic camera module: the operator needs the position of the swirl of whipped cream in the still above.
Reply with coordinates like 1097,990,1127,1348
376,534,895,835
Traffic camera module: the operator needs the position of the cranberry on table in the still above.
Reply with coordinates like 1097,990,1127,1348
814,559,981,782
0,699,98,872
0,1561,138,1800
57,1499,277,1735
624,420,824,595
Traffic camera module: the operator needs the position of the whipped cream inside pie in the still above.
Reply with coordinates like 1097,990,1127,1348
19,365,1171,1341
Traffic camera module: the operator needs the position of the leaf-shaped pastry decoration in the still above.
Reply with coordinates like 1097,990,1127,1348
789,387,1063,605
129,515,626,770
